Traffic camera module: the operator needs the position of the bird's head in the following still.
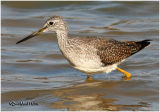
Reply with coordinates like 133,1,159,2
16,16,68,44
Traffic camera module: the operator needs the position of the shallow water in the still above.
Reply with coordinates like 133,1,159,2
1,1,159,111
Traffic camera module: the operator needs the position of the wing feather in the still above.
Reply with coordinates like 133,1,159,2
96,39,143,66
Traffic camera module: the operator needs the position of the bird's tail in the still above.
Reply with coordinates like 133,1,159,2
136,39,151,51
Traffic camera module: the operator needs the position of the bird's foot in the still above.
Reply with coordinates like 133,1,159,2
121,76,131,81
117,67,131,81
87,75,93,81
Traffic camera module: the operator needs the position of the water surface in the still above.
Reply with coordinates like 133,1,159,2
1,1,159,111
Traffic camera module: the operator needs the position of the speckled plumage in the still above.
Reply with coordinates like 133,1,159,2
16,16,151,76
61,36,150,74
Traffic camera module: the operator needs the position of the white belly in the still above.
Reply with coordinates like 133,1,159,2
73,63,119,74
60,45,123,74
63,49,104,69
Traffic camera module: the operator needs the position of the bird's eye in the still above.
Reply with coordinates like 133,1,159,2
49,22,54,25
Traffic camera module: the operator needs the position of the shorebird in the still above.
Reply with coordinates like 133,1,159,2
16,16,151,80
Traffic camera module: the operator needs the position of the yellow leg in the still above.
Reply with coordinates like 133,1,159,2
117,67,131,79
87,75,93,80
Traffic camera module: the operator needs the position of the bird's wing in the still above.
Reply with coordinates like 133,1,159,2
96,39,150,66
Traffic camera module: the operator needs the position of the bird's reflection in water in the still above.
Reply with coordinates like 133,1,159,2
50,79,150,111
1,77,151,111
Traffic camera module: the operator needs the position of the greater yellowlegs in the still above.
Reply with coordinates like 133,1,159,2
16,16,151,80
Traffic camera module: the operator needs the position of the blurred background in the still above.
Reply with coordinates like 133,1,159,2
1,1,159,111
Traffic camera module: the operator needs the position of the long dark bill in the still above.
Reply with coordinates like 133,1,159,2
16,26,47,44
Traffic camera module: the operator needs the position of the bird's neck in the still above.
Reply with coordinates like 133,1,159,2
56,30,69,49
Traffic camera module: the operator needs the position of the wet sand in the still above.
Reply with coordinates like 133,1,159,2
1,1,159,111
